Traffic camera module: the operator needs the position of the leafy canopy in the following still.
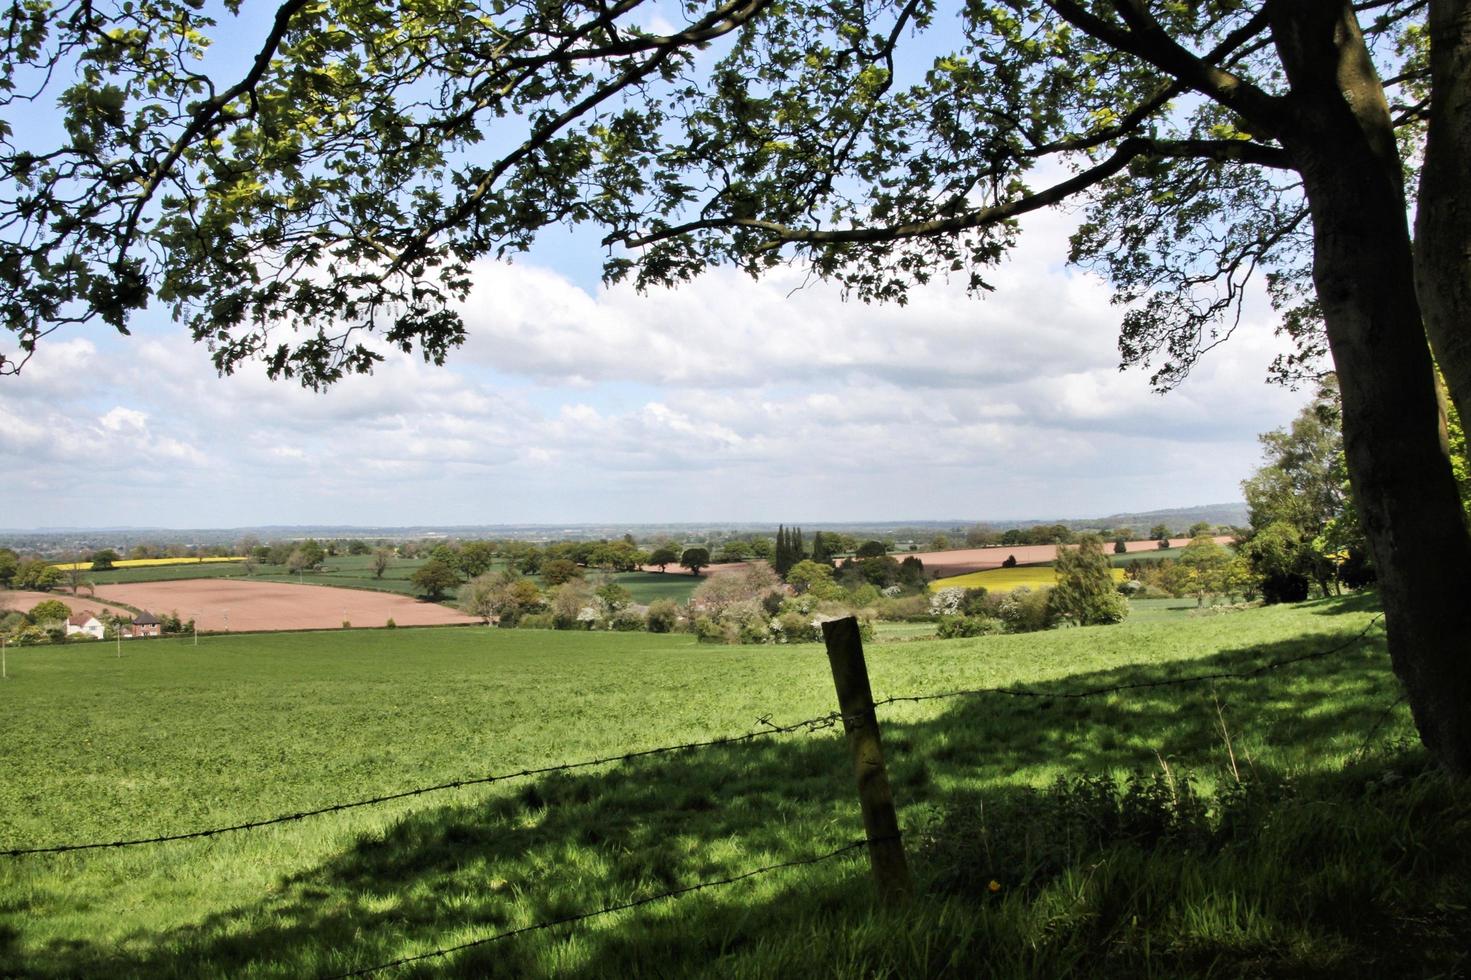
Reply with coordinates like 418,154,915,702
0,0,1429,386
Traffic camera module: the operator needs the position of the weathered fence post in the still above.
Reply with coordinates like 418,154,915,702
822,615,912,904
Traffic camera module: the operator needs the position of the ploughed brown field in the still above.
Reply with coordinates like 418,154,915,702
904,536,1233,577
0,590,131,621
65,580,482,632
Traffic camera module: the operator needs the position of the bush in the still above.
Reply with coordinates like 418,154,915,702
874,593,933,622
517,612,556,630
610,609,646,631
1261,572,1310,603
1117,579,1145,596
1001,554,1018,568
777,611,820,643
645,599,679,633
998,586,1055,632
27,599,69,625
936,615,1002,638
692,615,726,643
385,618,396,628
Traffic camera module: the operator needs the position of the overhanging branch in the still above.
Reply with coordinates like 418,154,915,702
619,137,1291,250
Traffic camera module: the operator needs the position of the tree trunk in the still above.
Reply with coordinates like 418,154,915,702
1416,0,1471,423
1271,0,1471,775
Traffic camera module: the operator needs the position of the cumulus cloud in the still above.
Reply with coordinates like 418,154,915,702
0,207,1311,527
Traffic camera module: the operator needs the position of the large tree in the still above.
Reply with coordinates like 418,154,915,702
3,0,1471,770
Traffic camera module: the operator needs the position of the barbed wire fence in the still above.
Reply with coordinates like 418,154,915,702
1,614,1392,977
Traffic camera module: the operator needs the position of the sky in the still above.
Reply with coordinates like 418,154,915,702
0,7,1314,531
0,202,1310,530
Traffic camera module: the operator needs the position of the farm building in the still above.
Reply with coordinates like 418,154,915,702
65,612,105,639
129,611,161,638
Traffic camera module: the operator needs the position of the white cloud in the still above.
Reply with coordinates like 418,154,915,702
0,207,1311,527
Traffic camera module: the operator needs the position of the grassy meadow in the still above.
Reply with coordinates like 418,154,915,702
3,594,1467,978
931,564,1128,591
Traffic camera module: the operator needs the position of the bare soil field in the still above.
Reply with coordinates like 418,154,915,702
0,591,130,620
85,580,481,632
904,537,1232,577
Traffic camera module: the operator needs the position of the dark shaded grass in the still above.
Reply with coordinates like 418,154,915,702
7,596,1465,978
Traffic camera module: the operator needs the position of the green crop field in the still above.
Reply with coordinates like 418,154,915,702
4,595,1466,978
603,570,702,604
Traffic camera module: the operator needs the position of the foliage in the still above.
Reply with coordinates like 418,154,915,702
27,599,70,625
1049,536,1128,627
1177,535,1235,606
540,559,583,587
647,547,679,572
550,580,597,630
692,563,781,615
409,559,460,600
936,615,1003,639
785,559,845,601
1001,555,1018,569
89,549,119,571
645,599,680,634
679,548,711,577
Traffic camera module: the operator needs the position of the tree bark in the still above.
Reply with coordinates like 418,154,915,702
1270,0,1471,775
1416,0,1471,424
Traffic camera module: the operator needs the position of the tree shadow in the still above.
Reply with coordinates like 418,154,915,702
10,609,1448,979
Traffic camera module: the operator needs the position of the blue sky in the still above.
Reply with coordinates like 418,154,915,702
0,5,1311,529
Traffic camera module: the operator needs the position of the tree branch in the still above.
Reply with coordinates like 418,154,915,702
1045,0,1289,136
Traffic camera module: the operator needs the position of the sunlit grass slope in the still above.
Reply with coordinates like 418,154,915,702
931,564,1127,591
3,594,1464,978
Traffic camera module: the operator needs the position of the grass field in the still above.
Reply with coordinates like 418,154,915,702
599,570,703,604
930,563,1127,591
4,594,1465,977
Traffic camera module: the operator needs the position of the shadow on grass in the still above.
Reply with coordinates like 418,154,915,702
10,599,1469,979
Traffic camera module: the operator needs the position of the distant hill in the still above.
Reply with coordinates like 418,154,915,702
1072,503,1249,534
0,503,1249,551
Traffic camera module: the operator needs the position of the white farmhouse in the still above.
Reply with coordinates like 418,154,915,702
65,611,105,639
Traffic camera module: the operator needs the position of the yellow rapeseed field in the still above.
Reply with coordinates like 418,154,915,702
49,556,247,571
930,564,1126,591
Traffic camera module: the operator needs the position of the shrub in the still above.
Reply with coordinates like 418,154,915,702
874,593,933,621
385,618,396,628
998,586,1055,632
341,619,351,629
645,599,679,633
1001,554,1018,568
692,616,726,643
777,611,820,643
517,612,556,630
610,609,646,631
936,615,1002,639
930,588,965,616
27,599,69,625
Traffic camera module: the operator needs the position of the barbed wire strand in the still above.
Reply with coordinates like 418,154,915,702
2,615,1383,859
321,836,887,979
0,712,842,858
872,615,1385,710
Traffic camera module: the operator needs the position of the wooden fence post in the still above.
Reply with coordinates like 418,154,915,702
822,615,913,904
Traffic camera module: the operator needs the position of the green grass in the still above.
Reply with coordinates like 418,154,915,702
931,564,1126,591
603,571,702,604
4,594,1464,978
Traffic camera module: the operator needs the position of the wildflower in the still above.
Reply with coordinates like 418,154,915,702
988,880,1001,893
